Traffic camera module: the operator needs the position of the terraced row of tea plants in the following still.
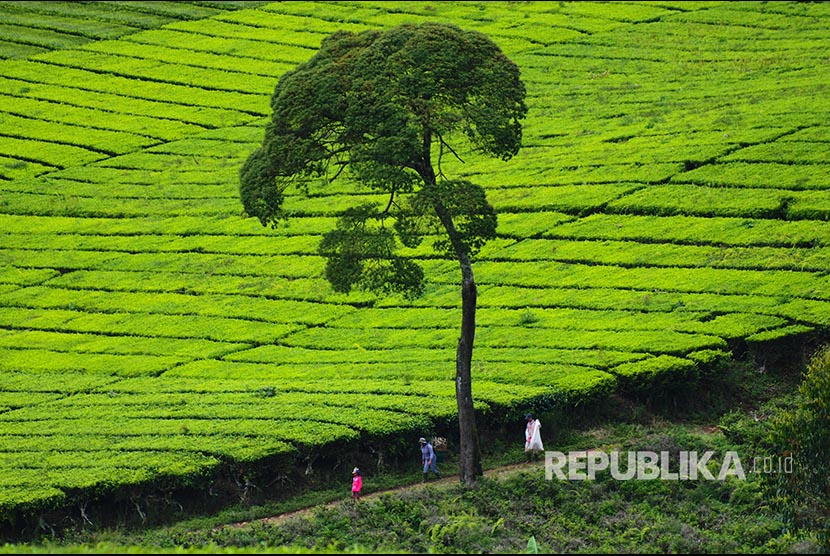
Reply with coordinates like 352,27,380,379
0,0,828,533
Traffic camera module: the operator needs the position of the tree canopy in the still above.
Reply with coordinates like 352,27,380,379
241,22,526,297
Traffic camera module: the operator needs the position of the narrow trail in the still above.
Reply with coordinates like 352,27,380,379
226,458,560,530
232,461,542,529
223,428,721,531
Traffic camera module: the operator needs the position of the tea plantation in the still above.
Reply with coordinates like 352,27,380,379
0,0,828,535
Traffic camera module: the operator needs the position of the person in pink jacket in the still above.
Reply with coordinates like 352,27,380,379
351,467,362,501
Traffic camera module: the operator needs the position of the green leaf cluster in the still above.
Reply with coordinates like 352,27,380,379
766,346,830,548
241,22,526,297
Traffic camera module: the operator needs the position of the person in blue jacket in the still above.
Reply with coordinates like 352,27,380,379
419,437,441,482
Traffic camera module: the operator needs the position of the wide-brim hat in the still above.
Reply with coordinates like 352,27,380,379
418,437,427,443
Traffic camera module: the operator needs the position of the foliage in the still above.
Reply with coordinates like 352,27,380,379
123,416,800,555
317,204,425,298
240,21,526,297
765,345,830,549
3,350,815,553
0,540,357,553
0,0,829,532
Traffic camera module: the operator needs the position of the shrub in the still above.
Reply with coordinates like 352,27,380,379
765,345,830,549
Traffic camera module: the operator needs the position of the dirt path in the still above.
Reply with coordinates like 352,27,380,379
227,459,548,530
222,427,724,530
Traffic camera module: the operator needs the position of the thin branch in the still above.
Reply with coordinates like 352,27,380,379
79,501,94,527
383,189,396,215
329,160,348,182
437,138,446,181
133,499,147,523
323,144,351,157
436,131,465,164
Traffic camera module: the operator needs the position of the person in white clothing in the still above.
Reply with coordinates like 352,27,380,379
524,413,543,462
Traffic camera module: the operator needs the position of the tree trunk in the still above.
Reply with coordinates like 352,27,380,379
430,196,483,487
419,137,483,486
456,260,483,486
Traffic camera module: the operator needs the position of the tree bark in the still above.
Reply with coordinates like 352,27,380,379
430,196,483,487
456,258,483,486
418,134,483,486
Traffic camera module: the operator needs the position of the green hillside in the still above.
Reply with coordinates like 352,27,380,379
0,0,828,533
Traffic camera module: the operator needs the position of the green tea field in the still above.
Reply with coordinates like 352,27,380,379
0,0,828,533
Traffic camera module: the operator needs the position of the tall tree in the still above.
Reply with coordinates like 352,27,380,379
240,22,527,485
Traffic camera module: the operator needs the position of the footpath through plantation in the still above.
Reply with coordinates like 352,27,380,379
0,0,828,538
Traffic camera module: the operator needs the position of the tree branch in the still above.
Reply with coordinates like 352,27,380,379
436,131,465,164
329,160,348,182
437,139,446,181
382,189,397,224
